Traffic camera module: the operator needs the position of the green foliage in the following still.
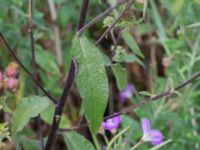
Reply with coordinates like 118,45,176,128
71,35,109,134
11,95,51,134
0,122,11,148
63,131,95,150
122,29,144,58
40,103,69,128
112,64,128,90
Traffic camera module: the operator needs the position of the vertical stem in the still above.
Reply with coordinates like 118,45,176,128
92,133,101,150
44,60,77,150
47,0,63,67
28,0,44,149
77,0,90,31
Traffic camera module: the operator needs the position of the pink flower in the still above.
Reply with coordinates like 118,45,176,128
5,62,19,78
102,114,121,132
5,78,19,92
119,84,134,102
141,118,164,145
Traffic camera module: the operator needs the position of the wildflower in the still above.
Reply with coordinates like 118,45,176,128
5,78,19,92
141,118,164,145
119,84,134,102
5,62,19,78
102,114,121,132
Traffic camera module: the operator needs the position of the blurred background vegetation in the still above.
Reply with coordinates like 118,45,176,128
0,0,200,149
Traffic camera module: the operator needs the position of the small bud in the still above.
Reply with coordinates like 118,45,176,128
5,62,19,78
5,78,19,92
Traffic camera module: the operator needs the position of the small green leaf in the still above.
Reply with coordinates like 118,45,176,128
139,91,152,97
63,131,95,150
112,64,128,90
71,36,109,134
12,95,51,134
122,30,144,58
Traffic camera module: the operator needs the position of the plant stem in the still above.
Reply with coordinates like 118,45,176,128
77,0,127,36
28,0,44,149
95,0,132,45
44,59,77,150
130,141,142,150
0,34,57,104
59,69,200,131
149,139,172,150
48,0,63,67
77,0,90,31
92,133,100,150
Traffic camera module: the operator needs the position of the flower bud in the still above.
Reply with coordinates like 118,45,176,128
5,62,19,78
5,78,19,92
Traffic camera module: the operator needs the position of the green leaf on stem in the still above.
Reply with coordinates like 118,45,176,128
122,30,144,58
112,64,128,90
71,35,109,134
63,131,95,150
11,95,51,134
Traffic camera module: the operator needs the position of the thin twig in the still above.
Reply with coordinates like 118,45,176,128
95,0,132,45
0,33,57,104
59,70,200,132
48,0,63,67
77,0,127,36
44,60,77,150
28,0,44,149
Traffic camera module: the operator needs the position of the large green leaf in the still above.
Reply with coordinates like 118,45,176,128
122,30,144,58
71,36,109,134
12,95,51,134
63,131,95,150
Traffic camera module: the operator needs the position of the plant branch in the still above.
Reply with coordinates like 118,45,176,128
59,70,200,131
48,0,63,67
77,0,90,31
77,0,127,36
28,0,44,149
0,33,57,104
95,0,132,45
44,59,77,150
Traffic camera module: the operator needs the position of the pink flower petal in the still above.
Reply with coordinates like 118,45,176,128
150,129,164,145
141,118,151,135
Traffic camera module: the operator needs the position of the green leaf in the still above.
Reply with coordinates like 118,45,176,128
139,91,153,97
122,30,144,58
35,45,60,76
112,64,128,90
63,131,95,150
71,36,109,134
12,95,51,134
40,104,69,128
